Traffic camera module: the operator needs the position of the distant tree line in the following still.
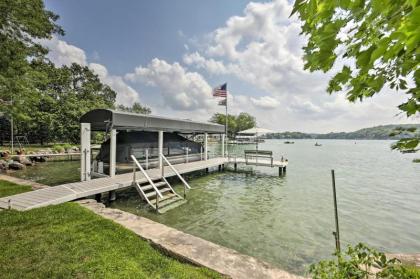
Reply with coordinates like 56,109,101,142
0,0,150,145
265,124,420,140
210,112,256,138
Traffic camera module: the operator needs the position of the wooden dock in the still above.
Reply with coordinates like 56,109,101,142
0,157,227,211
0,155,288,211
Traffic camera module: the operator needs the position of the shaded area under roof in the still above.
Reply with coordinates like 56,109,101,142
80,109,224,134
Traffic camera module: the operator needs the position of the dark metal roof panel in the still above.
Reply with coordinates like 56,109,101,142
80,109,224,133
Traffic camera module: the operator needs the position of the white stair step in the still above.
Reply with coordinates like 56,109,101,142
157,196,183,208
149,193,177,205
158,199,187,214
141,181,166,191
144,188,171,198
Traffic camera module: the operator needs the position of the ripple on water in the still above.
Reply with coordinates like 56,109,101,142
27,140,418,276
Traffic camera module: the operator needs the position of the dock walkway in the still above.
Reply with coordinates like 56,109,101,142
0,158,226,211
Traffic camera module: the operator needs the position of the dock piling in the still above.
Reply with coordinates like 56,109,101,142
109,190,116,202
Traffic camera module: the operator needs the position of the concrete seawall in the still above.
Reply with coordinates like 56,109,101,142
78,199,306,279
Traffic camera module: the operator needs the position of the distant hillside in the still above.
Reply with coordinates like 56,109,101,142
266,124,420,140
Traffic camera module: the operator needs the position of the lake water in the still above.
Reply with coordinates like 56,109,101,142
10,140,420,275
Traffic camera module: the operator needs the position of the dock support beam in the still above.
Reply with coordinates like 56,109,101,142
109,190,116,202
158,131,163,174
279,166,286,176
110,129,117,177
204,133,208,161
80,123,91,181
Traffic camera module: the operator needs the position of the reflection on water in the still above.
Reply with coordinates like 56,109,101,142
8,140,420,275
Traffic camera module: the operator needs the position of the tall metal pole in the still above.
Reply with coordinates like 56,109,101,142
10,97,14,154
331,169,341,253
225,93,228,152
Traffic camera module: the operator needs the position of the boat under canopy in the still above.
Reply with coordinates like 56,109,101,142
97,131,202,164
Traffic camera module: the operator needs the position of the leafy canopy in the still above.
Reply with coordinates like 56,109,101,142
116,103,151,115
310,243,418,278
210,112,256,138
0,0,151,145
293,0,420,153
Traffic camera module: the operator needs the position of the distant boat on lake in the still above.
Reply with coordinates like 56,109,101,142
284,141,295,144
315,142,322,146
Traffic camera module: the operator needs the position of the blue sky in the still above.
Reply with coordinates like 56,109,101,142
42,0,414,133
45,0,251,74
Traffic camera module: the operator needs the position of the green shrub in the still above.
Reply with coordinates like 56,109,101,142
309,243,416,278
52,144,65,153
61,143,73,151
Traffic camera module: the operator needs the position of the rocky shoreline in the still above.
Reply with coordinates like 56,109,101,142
0,146,80,172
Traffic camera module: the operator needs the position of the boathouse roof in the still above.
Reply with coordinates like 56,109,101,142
80,109,224,134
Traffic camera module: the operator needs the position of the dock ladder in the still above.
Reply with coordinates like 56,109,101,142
131,154,188,213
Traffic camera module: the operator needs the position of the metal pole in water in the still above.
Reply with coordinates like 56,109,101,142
331,169,341,253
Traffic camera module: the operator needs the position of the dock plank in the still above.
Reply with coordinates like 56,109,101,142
0,158,228,211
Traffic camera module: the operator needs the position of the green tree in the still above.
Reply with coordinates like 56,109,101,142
236,112,257,133
292,0,420,152
12,61,117,144
210,112,256,138
116,102,151,114
0,0,63,121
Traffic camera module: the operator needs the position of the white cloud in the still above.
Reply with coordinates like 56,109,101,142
89,63,138,105
41,37,140,106
183,52,228,75
125,58,216,111
181,0,414,132
250,96,279,109
42,37,87,66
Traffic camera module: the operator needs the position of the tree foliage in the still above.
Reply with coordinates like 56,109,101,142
310,243,419,278
116,102,151,115
293,0,420,152
0,0,151,145
210,112,256,138
0,0,63,118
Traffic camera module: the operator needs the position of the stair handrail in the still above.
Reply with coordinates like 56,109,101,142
131,155,163,198
160,153,191,190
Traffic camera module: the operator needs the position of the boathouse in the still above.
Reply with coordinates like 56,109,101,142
79,109,226,180
0,109,287,213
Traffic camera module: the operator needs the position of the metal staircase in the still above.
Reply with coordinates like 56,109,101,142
131,155,188,213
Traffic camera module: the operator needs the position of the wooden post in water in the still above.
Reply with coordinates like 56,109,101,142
331,169,341,253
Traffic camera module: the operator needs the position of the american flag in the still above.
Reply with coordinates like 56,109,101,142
212,83,227,97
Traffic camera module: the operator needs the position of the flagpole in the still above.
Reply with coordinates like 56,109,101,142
225,89,228,152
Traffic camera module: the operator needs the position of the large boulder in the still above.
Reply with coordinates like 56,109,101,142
15,155,33,166
0,160,8,171
9,161,25,170
0,150,11,159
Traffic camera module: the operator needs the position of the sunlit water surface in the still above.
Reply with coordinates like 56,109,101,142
10,140,420,275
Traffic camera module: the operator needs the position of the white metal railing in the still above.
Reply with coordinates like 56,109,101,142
131,155,163,199
161,153,191,193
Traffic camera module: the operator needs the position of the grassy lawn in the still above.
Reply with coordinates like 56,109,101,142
401,265,420,278
0,180,32,198
0,181,222,278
